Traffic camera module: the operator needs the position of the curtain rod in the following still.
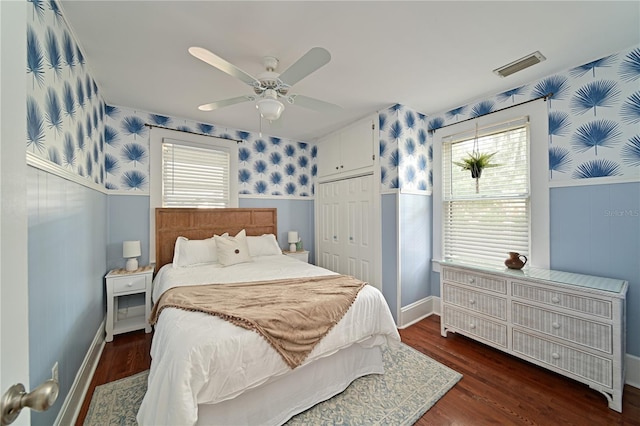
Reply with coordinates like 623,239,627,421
144,123,242,143
428,92,553,134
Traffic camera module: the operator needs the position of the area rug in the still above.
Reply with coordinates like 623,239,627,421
83,343,462,425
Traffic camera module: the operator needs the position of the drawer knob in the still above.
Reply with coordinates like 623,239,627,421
468,278,475,284
552,322,561,329
469,323,476,329
469,299,476,305
551,352,560,360
551,296,560,304
127,283,133,287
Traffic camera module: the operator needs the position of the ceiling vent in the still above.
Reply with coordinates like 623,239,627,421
493,51,546,78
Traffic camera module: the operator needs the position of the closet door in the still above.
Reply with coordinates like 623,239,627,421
317,180,343,272
344,175,374,283
317,175,374,284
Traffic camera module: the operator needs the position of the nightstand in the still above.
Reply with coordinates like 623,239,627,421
105,265,154,342
283,250,309,263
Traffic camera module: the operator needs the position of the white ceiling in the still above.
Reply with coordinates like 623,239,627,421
59,1,640,142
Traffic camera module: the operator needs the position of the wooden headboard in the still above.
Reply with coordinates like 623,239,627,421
155,208,278,271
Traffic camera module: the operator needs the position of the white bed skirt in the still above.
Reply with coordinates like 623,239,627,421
196,344,384,426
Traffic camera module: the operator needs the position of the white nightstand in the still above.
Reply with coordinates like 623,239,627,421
105,265,154,342
283,250,309,263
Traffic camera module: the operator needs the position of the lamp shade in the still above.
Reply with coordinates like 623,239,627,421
123,240,141,258
288,231,299,244
257,97,284,121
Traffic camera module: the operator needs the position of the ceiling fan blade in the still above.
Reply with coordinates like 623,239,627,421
189,47,260,87
278,47,331,87
287,94,341,112
198,95,254,111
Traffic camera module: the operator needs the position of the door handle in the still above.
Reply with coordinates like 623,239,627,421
1,378,59,425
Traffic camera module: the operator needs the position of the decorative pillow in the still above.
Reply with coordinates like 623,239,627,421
214,229,253,267
247,234,282,257
172,236,218,268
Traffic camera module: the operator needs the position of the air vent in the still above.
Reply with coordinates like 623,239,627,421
493,51,546,78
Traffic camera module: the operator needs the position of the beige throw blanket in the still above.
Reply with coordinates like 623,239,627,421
150,275,366,369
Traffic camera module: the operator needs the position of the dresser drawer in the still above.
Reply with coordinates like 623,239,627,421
443,284,507,320
512,330,612,388
110,275,147,294
442,267,507,294
512,302,612,353
512,281,611,319
443,305,507,348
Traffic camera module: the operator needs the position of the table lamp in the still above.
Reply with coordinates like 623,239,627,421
288,231,298,252
123,240,141,271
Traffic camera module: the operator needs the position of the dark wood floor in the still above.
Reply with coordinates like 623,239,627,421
77,315,640,425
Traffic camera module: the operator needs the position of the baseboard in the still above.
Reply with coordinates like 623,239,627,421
398,296,439,329
626,353,640,389
55,319,105,426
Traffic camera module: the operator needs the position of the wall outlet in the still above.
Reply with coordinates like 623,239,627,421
52,362,58,382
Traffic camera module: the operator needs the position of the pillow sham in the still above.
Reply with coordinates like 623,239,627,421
172,236,218,268
214,229,253,266
247,234,282,257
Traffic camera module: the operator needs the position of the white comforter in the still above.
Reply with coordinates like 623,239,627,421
137,255,400,426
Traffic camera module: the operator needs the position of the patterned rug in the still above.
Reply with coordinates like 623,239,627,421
84,343,461,425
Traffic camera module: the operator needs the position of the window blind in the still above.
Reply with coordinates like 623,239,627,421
442,119,530,265
162,142,231,208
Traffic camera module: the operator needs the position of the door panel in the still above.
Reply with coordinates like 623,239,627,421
318,175,377,288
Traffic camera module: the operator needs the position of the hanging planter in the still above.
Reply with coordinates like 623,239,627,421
454,151,500,178
454,151,500,193
452,123,500,193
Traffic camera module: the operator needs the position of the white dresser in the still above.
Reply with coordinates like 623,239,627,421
440,261,628,412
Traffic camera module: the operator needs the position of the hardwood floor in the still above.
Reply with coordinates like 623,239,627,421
76,316,640,425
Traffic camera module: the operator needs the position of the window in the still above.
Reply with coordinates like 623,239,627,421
442,118,530,265
432,100,549,270
149,128,238,263
162,141,231,207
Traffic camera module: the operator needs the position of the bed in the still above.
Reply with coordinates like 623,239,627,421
137,208,400,425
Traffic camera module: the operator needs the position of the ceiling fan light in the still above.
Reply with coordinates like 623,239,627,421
257,98,285,121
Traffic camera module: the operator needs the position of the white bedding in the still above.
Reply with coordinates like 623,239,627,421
137,255,400,426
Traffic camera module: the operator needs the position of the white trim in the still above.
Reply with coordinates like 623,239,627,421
105,190,150,196
26,152,108,194
626,353,640,389
395,194,402,326
398,296,439,329
380,188,400,195
548,176,640,188
399,188,432,196
239,194,315,201
432,100,549,269
431,258,442,273
54,320,106,426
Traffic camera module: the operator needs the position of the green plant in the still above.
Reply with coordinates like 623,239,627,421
453,151,500,193
454,151,499,175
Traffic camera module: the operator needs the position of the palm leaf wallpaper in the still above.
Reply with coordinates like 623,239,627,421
427,46,639,184
27,4,639,196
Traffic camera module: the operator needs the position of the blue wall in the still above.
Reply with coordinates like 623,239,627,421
107,195,150,270
399,193,432,306
550,182,639,355
27,167,106,426
239,198,315,263
106,195,316,270
381,194,398,321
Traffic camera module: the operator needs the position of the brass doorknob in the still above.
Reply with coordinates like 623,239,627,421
1,379,59,425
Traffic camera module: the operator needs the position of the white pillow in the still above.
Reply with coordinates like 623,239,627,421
172,236,218,268
247,234,282,257
214,229,253,267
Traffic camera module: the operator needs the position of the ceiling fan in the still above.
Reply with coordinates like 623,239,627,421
189,46,341,121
